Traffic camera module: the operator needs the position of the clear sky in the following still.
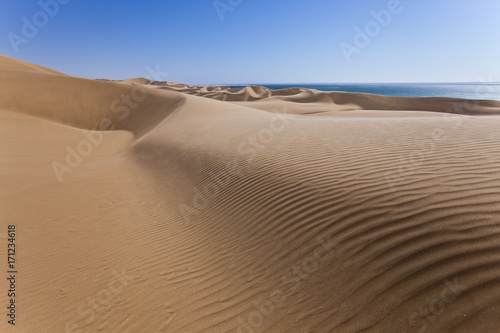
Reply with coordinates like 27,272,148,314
1,0,499,84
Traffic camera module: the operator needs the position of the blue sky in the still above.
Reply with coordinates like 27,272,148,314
1,0,499,84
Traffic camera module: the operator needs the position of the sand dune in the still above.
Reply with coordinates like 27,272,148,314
1,55,500,332
137,79,500,115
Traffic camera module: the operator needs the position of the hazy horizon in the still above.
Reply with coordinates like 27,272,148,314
216,81,500,86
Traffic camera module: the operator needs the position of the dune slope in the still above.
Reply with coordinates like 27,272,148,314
1,55,500,333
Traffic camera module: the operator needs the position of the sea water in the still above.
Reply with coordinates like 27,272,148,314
225,83,500,101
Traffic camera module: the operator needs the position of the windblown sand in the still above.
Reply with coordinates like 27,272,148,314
1,54,500,332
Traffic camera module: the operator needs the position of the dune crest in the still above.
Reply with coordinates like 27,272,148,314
127,78,500,116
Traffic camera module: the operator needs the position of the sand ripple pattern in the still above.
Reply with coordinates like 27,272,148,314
1,55,500,332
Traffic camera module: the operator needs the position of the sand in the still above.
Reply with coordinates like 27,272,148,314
1,54,500,332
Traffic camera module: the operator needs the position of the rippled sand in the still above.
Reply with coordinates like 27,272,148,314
1,55,500,332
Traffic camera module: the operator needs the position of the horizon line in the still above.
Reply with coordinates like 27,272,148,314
209,82,500,86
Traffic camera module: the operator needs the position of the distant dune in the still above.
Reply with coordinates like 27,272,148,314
1,54,500,332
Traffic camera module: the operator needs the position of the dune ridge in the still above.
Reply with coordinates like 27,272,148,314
124,78,500,115
1,55,500,332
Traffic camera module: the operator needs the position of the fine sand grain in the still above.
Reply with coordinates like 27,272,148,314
1,54,500,332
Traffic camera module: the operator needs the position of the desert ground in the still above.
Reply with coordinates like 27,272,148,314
1,54,500,332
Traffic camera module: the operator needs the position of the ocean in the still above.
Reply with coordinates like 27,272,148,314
224,83,500,101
